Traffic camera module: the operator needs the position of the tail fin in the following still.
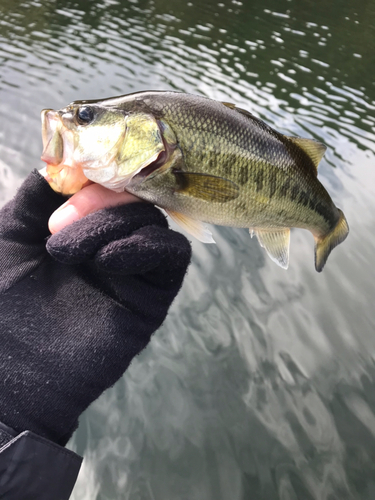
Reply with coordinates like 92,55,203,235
314,209,349,272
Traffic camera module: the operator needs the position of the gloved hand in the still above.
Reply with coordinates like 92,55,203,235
0,170,191,446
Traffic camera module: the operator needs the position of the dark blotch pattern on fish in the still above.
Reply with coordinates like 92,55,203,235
290,184,300,201
314,201,332,224
235,199,248,215
220,158,235,178
298,190,309,208
237,166,249,186
254,169,264,192
268,170,277,198
280,178,291,197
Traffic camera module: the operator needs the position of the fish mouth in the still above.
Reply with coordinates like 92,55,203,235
41,109,88,194
41,110,64,166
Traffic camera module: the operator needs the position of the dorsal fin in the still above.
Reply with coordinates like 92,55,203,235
221,101,326,174
222,101,255,119
221,101,236,109
221,102,277,134
288,137,327,174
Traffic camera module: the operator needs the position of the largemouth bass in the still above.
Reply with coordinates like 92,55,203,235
41,91,349,272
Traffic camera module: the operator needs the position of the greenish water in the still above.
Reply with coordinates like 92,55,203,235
1,0,375,498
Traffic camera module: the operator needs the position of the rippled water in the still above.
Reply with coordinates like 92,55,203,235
1,0,375,498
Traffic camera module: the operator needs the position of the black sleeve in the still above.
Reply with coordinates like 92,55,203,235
0,420,82,500
0,171,191,500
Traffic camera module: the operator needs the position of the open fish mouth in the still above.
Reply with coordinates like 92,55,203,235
40,109,91,194
41,110,64,165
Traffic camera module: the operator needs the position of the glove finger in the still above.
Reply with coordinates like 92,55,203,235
46,203,168,265
0,170,67,245
94,225,192,275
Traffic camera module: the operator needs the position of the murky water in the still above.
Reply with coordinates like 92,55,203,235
1,0,375,498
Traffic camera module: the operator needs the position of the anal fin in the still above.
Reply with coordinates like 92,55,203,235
252,228,290,269
166,209,216,244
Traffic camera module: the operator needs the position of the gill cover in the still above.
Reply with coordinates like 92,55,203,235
117,113,165,181
79,112,165,192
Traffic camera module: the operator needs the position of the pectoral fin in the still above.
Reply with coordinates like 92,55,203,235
252,228,290,269
165,209,216,244
174,171,240,203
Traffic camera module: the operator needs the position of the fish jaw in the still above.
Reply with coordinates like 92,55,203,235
44,162,90,195
41,110,63,165
41,108,89,194
41,110,56,149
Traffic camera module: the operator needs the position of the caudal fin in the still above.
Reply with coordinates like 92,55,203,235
314,209,349,272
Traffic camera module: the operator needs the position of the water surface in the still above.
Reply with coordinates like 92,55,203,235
0,0,375,499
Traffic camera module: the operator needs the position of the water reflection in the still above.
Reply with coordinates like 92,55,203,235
0,0,375,498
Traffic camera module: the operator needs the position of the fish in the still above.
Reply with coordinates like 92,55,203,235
41,91,349,272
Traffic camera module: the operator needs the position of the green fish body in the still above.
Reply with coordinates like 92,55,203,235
41,91,349,271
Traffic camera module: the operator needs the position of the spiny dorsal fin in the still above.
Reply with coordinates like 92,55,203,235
165,209,216,244
221,102,277,135
222,101,236,109
222,101,327,175
222,102,256,119
252,228,290,270
288,137,327,174
174,171,240,203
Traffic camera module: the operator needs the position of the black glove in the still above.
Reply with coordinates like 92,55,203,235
0,170,191,446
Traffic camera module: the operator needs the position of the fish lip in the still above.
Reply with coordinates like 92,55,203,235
41,108,75,168
41,109,60,149
41,109,63,166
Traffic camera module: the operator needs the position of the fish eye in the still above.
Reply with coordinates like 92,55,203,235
76,106,94,125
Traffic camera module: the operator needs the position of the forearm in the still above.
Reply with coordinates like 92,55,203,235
0,421,82,500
